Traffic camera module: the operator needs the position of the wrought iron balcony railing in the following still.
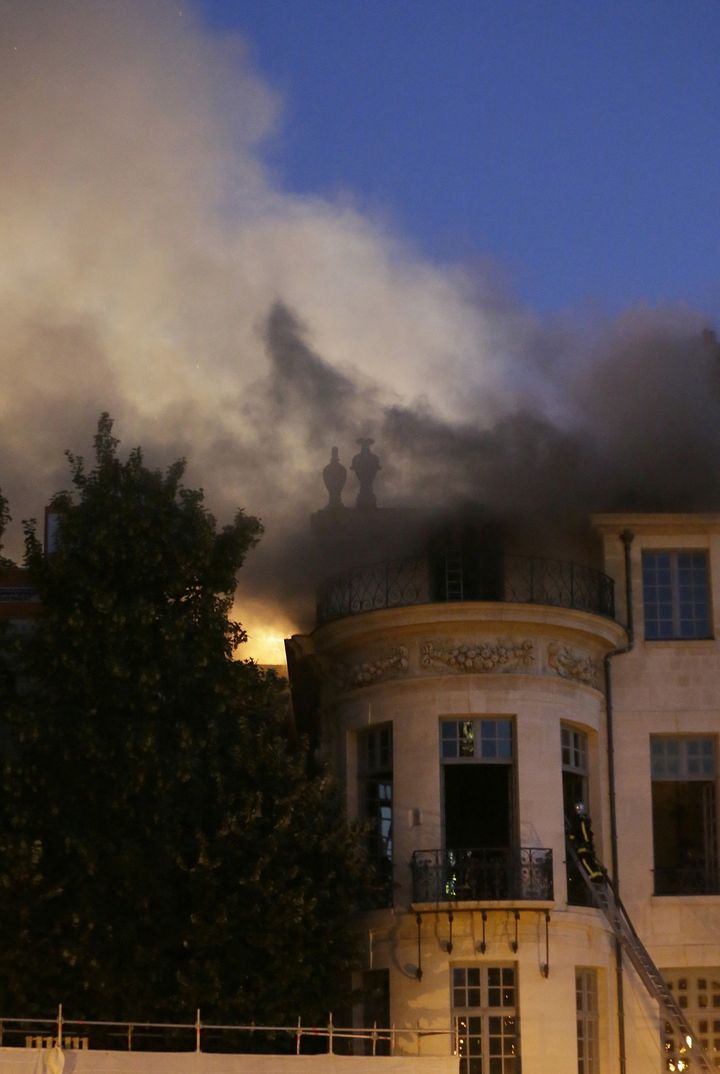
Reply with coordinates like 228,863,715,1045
317,553,614,624
412,847,554,903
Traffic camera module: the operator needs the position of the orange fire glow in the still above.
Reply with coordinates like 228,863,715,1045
237,601,297,670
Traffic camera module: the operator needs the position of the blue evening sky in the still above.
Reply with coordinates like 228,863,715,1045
197,0,720,321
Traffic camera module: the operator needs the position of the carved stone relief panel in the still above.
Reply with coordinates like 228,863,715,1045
547,641,602,689
336,645,409,689
420,639,534,673
329,636,603,690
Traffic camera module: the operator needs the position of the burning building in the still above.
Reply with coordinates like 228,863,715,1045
286,445,720,1074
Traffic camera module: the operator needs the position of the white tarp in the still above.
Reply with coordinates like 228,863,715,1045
0,1048,458,1074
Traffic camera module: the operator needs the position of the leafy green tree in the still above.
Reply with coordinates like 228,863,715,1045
0,415,370,1028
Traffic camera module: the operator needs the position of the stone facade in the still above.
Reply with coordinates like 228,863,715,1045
289,512,720,1073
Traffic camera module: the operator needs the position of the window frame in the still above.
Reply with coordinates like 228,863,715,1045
563,726,592,906
650,735,718,896
642,549,712,641
441,718,514,763
662,969,720,1068
440,718,517,858
451,964,520,1074
562,726,589,778
576,968,600,1074
651,736,716,781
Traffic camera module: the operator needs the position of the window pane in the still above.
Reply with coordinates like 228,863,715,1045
562,727,588,775
479,720,513,760
662,969,720,1069
442,722,459,758
651,736,715,781
576,970,599,1074
460,721,475,757
643,550,711,640
443,719,513,763
453,966,519,1074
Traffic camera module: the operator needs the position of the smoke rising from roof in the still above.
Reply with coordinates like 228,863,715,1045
1,1,719,640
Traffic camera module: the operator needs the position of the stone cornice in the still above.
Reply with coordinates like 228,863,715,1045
592,512,720,536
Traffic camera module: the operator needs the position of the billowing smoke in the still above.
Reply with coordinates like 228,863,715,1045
1,1,718,650
249,303,720,625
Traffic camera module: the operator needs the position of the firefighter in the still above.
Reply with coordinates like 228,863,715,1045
568,802,605,882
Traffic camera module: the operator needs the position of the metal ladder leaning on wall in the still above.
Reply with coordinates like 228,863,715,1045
443,540,465,601
567,841,714,1072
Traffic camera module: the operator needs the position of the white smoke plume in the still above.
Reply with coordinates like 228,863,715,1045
1,1,717,653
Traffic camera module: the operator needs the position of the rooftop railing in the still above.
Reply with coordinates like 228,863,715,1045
317,553,615,625
412,847,554,903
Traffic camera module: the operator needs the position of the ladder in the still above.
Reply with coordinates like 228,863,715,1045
443,532,465,602
567,841,715,1072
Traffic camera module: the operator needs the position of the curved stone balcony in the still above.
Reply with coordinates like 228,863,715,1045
317,553,615,626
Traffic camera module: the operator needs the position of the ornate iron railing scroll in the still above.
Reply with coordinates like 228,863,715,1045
412,847,553,903
317,553,614,625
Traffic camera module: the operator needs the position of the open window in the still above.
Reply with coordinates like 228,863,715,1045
442,719,515,851
562,726,592,905
439,719,516,899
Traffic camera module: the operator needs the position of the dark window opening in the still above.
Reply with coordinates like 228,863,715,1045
562,726,592,906
445,764,513,850
442,719,515,852
428,520,506,603
651,736,717,895
359,725,393,906
441,719,515,900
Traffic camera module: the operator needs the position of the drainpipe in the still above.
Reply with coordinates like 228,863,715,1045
604,529,634,1074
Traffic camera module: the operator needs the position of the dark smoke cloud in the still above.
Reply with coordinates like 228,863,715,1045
215,301,719,635
252,302,720,525
385,323,720,517
1,1,717,649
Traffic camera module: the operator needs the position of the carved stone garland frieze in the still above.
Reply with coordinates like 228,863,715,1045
547,641,602,689
420,639,534,673
336,646,409,689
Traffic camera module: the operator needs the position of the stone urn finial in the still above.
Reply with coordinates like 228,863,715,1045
350,438,381,508
323,446,347,508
